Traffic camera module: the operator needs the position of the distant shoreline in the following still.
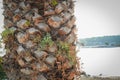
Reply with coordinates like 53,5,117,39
78,35,120,48
80,46,120,48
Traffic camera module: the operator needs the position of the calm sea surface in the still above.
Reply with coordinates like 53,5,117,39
77,47,120,76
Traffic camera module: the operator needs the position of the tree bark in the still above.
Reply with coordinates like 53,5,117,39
2,0,80,80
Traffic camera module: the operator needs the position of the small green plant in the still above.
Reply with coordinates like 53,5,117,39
51,0,58,6
57,41,76,65
67,53,76,65
25,21,30,27
1,28,15,40
57,41,69,54
40,33,54,49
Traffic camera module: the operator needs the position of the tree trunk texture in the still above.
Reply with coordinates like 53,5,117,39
2,0,80,80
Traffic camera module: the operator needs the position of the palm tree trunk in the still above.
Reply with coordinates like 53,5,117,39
2,0,80,80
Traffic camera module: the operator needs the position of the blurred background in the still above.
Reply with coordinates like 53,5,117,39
75,0,120,77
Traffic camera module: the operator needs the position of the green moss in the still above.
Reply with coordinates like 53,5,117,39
40,33,54,49
1,28,15,41
51,0,58,6
57,41,76,65
57,41,69,54
67,53,76,65
25,21,30,27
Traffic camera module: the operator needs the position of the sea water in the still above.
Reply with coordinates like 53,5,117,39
77,47,120,77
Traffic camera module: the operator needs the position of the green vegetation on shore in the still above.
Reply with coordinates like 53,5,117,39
78,35,120,48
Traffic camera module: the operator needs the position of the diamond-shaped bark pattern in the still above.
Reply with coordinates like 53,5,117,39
17,19,30,29
55,3,64,14
36,23,51,32
34,50,48,59
2,0,80,80
45,55,56,66
16,45,25,54
44,9,55,16
26,28,39,35
48,16,62,28
16,32,29,44
58,26,71,35
4,19,14,28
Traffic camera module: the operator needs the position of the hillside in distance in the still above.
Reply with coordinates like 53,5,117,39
78,35,120,48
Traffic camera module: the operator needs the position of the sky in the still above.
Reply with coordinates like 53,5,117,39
75,0,120,39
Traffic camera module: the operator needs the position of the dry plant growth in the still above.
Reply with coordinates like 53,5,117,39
1,0,80,80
